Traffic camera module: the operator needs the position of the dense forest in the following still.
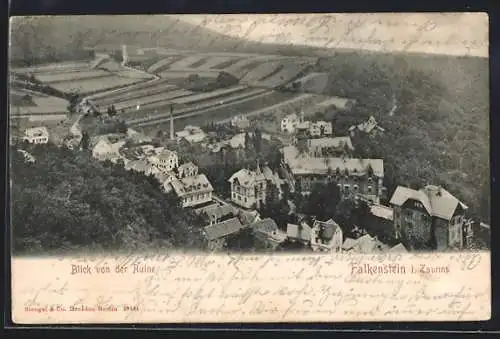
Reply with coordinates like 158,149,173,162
10,143,206,254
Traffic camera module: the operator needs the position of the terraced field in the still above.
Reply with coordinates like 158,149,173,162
284,72,330,94
35,70,111,83
168,55,211,69
197,56,241,70
147,55,184,73
240,61,283,84
253,60,313,88
10,88,69,121
113,89,194,111
50,76,146,95
136,90,299,131
92,82,178,106
123,87,267,123
11,61,91,74
88,78,173,101
157,69,221,79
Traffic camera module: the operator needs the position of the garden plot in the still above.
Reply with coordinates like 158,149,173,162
168,55,211,69
35,70,111,84
224,58,264,79
50,76,146,95
285,72,329,94
253,60,313,88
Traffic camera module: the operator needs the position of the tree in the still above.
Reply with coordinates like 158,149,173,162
301,181,341,221
80,132,90,150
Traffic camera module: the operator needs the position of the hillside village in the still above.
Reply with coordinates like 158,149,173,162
9,19,490,253
12,76,490,253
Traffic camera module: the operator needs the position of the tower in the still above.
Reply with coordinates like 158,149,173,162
169,104,174,140
121,44,129,66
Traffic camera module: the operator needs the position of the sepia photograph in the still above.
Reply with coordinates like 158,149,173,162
8,13,491,324
9,14,490,256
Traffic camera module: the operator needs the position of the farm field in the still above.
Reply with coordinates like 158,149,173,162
11,61,91,74
285,72,330,94
34,70,110,83
157,69,221,79
147,55,184,73
240,61,283,84
168,55,211,69
252,60,312,88
123,87,268,123
93,83,179,106
224,58,264,79
136,90,298,132
49,76,146,94
87,78,173,101
113,89,194,111
197,56,241,70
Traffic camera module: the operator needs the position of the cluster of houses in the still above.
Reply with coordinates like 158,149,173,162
281,112,333,137
21,126,49,144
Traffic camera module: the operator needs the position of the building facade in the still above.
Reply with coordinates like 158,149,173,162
390,185,468,251
228,168,267,209
171,174,214,208
23,127,49,144
150,149,179,172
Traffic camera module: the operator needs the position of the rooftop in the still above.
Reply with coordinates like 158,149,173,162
203,217,245,241
308,137,354,151
370,204,394,221
287,223,312,242
228,168,267,187
389,185,468,220
282,145,384,177
171,174,214,196
24,126,49,138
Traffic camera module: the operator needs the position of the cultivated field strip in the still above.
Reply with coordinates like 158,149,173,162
88,78,173,101
253,61,313,88
93,83,178,106
157,69,221,79
286,72,330,94
11,62,91,74
241,61,283,84
224,58,263,79
168,55,211,69
169,85,248,105
197,56,240,70
132,90,296,128
147,55,184,73
50,76,146,95
125,87,268,124
35,70,111,83
120,86,253,117
113,89,194,111
218,93,321,123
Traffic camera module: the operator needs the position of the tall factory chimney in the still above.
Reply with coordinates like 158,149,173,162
169,104,174,140
121,44,129,66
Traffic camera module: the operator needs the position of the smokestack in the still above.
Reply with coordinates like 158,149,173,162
121,44,128,66
169,104,174,141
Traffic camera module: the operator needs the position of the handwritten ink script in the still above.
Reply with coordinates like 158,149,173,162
12,252,490,323
177,13,488,57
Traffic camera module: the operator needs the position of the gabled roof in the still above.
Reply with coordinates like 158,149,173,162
178,161,198,172
282,145,384,177
342,237,357,250
157,149,177,160
203,217,245,241
389,185,468,220
251,218,287,243
24,126,49,138
228,168,266,187
308,137,354,151
389,243,408,253
238,209,261,225
171,174,213,197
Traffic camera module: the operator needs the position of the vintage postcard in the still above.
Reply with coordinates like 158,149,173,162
9,13,490,324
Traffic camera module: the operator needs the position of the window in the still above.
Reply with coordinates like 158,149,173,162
353,184,359,191
343,184,350,193
367,185,373,193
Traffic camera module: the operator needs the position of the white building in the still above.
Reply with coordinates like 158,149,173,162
92,138,126,162
280,113,300,133
23,127,49,144
309,121,333,137
149,149,179,172
228,167,267,209
170,174,214,208
349,116,385,137
178,162,199,178
175,125,206,143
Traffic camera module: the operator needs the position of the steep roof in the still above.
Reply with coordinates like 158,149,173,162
170,174,213,197
24,126,49,138
308,137,354,151
389,185,468,220
203,217,245,241
228,168,266,187
370,204,394,221
389,243,408,253
282,145,384,177
251,218,287,243
178,161,198,172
